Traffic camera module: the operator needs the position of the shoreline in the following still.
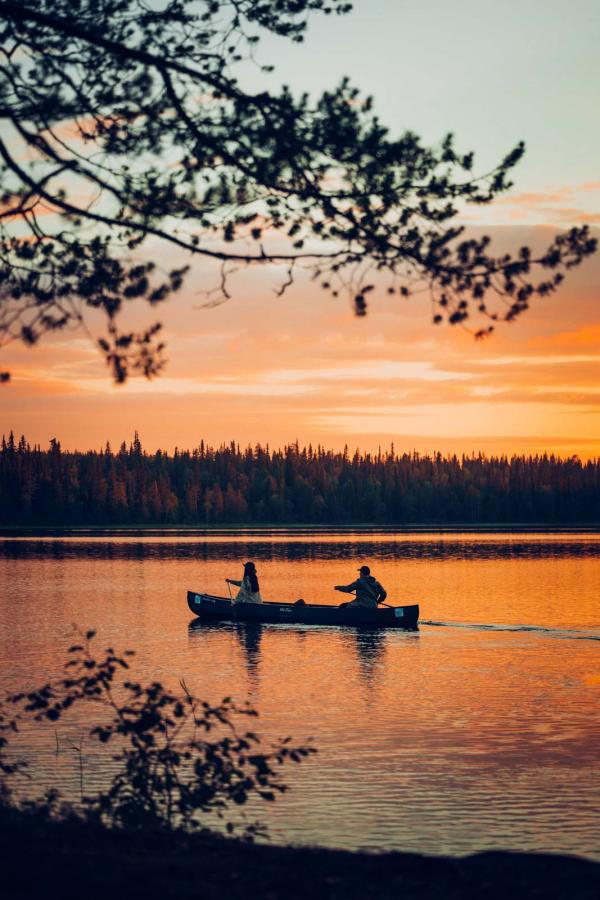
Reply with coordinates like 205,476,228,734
1,811,599,900
1,523,600,535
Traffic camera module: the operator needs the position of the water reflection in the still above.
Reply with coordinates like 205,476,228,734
189,620,264,687
353,629,387,687
188,619,418,693
2,532,600,858
235,623,263,684
3,535,600,562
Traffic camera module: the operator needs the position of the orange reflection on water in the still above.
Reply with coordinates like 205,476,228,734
0,532,599,857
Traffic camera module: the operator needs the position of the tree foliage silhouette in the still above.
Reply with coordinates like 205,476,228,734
7,630,314,835
0,0,596,381
2,432,598,525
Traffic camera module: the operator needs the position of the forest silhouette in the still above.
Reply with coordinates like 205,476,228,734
2,432,598,525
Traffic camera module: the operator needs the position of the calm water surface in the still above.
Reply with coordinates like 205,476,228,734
0,530,599,858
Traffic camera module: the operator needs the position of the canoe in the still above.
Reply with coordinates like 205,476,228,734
187,590,419,629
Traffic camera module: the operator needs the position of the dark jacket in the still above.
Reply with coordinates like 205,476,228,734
335,575,387,609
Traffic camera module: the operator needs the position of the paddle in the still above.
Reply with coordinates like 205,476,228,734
225,579,233,601
338,587,394,609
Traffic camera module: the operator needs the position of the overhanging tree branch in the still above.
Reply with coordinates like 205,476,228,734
0,0,596,383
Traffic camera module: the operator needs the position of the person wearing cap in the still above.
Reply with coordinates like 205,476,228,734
334,565,387,609
226,561,263,604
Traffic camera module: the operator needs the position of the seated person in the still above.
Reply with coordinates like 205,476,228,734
334,565,387,609
226,561,263,604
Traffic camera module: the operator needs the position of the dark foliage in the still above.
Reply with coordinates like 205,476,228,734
0,698,24,804
0,1,596,381
1,431,599,525
5,629,314,835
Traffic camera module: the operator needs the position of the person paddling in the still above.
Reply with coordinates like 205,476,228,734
334,565,387,609
226,561,263,604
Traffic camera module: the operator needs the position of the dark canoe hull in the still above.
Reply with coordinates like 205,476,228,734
187,591,419,630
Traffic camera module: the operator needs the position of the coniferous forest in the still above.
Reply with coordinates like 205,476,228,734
1,432,599,526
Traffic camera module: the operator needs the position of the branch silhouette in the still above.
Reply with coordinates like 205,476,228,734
0,0,596,381
6,628,314,835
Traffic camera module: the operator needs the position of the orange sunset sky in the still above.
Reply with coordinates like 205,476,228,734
1,0,599,458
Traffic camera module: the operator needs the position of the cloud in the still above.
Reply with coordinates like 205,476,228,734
474,354,600,367
1,226,599,458
480,183,600,227
496,189,573,206
527,324,600,351
545,208,600,224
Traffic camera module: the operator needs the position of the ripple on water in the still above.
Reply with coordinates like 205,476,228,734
1,531,599,858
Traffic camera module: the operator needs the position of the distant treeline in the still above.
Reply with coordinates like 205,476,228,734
1,432,599,525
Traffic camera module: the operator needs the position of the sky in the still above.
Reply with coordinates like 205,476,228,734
1,0,599,456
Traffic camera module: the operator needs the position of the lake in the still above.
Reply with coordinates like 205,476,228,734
0,529,599,858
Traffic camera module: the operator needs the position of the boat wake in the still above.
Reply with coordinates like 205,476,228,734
420,620,600,642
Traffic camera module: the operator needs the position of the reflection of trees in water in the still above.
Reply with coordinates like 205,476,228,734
4,538,598,562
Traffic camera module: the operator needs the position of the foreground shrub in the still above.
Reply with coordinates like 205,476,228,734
6,630,314,837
